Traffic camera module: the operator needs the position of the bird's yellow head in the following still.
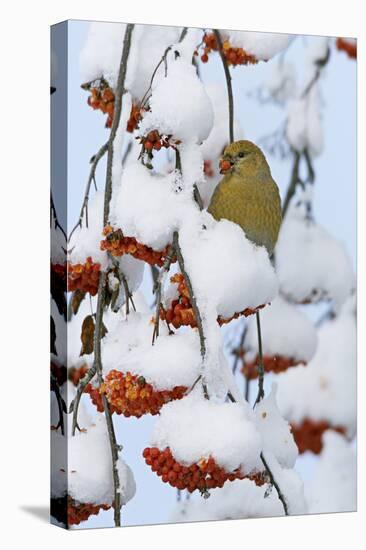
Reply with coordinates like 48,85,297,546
219,140,270,178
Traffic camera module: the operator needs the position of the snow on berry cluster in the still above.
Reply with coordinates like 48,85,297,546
87,370,188,418
85,312,202,417
101,225,174,267
201,31,290,65
276,203,355,309
305,431,356,513
51,388,136,526
147,390,264,492
241,296,318,378
80,23,182,99
285,37,330,157
68,192,145,296
160,273,266,329
276,295,356,453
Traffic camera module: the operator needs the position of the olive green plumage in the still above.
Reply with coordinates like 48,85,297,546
207,140,282,255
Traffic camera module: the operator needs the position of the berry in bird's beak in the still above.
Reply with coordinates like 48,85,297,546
219,159,233,174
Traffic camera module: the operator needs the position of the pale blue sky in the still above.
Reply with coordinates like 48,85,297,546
54,20,356,529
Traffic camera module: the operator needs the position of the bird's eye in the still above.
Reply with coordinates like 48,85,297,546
238,152,245,158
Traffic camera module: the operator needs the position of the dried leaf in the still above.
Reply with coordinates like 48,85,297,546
80,315,95,356
71,290,86,315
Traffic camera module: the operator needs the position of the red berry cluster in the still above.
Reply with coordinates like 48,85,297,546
336,37,357,59
143,447,266,494
139,130,180,153
160,274,266,329
101,226,175,267
204,159,215,178
86,370,187,418
242,354,305,380
87,86,115,128
127,103,144,133
67,496,111,526
290,419,346,455
68,257,101,296
201,33,258,66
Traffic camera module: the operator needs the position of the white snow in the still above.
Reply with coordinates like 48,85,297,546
255,386,299,469
228,31,290,61
286,84,323,156
150,389,263,474
139,57,214,144
169,478,286,522
276,295,357,437
80,22,127,88
101,312,201,390
265,61,297,105
69,191,107,267
80,23,182,99
305,431,356,513
111,162,195,250
180,215,279,319
259,451,307,515
285,37,329,157
276,204,355,309
201,85,242,162
52,415,136,506
244,296,318,363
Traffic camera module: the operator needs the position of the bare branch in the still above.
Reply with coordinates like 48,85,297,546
103,24,134,226
68,141,108,243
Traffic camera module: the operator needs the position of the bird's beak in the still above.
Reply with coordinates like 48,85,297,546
219,158,233,174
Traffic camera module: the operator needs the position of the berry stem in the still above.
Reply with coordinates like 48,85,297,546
260,452,289,516
253,311,265,406
213,29,234,144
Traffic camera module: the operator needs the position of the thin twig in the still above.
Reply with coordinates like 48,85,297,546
152,244,176,344
282,149,301,219
260,452,289,516
214,29,234,144
140,27,188,110
253,311,265,407
68,142,108,243
193,184,204,210
300,45,330,99
244,375,250,403
70,365,97,434
232,323,247,374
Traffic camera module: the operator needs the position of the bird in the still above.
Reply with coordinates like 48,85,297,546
207,140,282,256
